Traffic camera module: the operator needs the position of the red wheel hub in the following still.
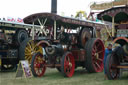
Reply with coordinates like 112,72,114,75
33,54,46,77
62,52,75,77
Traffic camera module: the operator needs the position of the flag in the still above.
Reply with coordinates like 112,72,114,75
17,18,23,23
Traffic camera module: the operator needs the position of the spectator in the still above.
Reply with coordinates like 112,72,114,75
104,43,112,79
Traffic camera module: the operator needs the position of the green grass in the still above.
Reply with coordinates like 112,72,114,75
0,68,128,85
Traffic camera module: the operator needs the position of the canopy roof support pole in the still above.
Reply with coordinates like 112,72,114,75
112,17,115,37
32,22,35,40
101,18,112,37
54,20,56,40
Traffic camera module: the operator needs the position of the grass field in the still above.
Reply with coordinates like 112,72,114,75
0,68,128,85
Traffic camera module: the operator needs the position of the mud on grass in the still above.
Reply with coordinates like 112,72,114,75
0,68,128,85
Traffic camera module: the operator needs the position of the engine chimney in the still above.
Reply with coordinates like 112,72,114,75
51,0,57,14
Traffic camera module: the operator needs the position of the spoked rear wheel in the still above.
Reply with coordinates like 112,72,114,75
61,52,75,77
31,52,46,77
85,38,105,72
105,53,120,80
19,39,43,64
25,40,43,63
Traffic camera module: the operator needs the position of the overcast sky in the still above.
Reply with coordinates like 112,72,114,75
0,0,112,18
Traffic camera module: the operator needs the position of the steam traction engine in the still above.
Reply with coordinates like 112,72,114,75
97,5,128,80
23,13,106,77
0,20,42,71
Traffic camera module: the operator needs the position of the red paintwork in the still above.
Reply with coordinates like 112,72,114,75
72,49,85,61
113,37,128,44
92,39,105,72
63,52,75,77
33,53,46,77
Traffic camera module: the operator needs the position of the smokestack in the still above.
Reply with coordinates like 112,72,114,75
51,0,57,14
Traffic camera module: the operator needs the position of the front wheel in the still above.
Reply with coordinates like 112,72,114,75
61,52,75,77
31,52,46,77
105,53,120,80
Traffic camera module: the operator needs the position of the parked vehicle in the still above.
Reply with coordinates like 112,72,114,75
0,20,40,71
23,12,106,77
98,5,128,80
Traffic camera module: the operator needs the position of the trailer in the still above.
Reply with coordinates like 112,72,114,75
22,12,107,77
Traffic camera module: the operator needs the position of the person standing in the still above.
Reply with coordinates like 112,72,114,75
104,43,112,79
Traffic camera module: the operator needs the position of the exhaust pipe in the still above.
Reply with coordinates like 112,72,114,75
51,0,57,14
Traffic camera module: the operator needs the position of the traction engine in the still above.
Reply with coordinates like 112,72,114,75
23,12,105,77
97,5,128,80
